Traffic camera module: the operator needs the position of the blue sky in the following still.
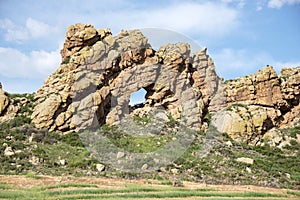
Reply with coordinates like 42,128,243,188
0,0,299,94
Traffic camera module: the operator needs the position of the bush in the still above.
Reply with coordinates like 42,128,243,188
61,57,70,64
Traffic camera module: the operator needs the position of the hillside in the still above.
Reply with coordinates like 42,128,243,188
0,24,299,190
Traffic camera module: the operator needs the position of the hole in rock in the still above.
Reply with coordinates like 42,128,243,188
129,88,147,107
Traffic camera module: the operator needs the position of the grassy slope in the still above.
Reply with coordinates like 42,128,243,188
0,179,298,199
0,93,299,191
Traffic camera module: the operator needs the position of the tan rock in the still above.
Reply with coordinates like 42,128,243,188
30,23,299,148
236,157,254,165
31,94,62,129
32,25,221,132
0,88,9,115
4,146,14,157
96,163,105,172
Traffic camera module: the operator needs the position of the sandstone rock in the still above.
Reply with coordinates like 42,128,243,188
30,23,300,147
96,163,105,172
59,159,66,166
32,24,221,132
246,167,252,173
0,87,9,115
262,128,283,147
212,65,300,144
29,156,40,165
236,157,254,165
60,24,112,61
224,66,283,107
141,164,148,170
171,168,179,174
117,152,125,159
4,146,14,157
31,94,62,130
212,105,276,144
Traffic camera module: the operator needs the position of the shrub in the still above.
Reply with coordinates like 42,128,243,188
61,57,70,65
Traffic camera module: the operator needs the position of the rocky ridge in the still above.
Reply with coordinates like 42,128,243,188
31,23,220,133
213,66,300,145
1,23,299,146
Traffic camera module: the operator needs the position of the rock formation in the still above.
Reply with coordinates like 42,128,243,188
0,84,34,122
0,83,9,116
7,23,296,145
31,23,221,132
213,65,300,144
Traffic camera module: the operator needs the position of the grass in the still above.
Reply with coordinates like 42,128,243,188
0,180,291,200
288,125,300,138
25,171,41,179
0,98,299,190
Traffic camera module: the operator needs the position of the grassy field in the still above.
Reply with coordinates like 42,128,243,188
0,175,299,199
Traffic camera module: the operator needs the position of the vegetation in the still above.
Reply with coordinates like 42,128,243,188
226,103,248,111
0,181,292,199
0,94,299,191
133,115,151,125
61,57,71,65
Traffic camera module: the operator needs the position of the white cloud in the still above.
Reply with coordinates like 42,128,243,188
26,18,54,38
0,18,57,42
211,48,300,79
268,0,300,8
237,0,246,9
221,0,233,3
256,6,263,11
0,47,60,78
107,2,239,36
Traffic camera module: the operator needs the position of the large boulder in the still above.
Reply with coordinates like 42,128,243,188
31,24,222,132
0,85,9,115
213,65,300,144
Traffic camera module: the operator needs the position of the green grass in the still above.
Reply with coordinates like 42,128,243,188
0,182,290,200
25,171,41,179
287,190,300,197
288,125,300,138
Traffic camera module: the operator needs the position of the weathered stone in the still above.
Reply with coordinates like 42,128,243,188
29,23,300,147
32,24,221,132
29,156,40,165
117,152,125,159
4,146,14,157
0,87,9,115
31,94,62,130
212,65,300,144
236,157,254,165
96,163,105,172
60,24,112,61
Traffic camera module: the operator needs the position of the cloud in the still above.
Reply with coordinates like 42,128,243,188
106,2,239,36
0,47,60,78
0,18,57,42
26,18,54,38
268,0,300,8
211,48,300,79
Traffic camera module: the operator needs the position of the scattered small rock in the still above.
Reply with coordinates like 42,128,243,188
4,146,14,157
225,140,233,147
59,159,66,166
171,168,179,175
141,164,148,170
117,152,125,159
96,163,105,172
29,156,40,165
236,157,254,165
246,167,252,173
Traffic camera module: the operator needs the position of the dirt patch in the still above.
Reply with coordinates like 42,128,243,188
0,174,296,196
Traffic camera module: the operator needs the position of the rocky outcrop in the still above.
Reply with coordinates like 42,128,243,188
213,66,300,144
60,24,112,62
27,23,299,145
0,83,9,116
31,23,221,132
